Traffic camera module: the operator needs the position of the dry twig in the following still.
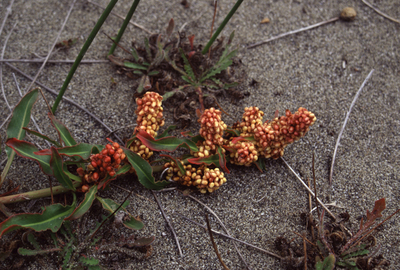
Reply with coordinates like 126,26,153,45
151,190,183,257
24,0,78,93
87,0,153,34
176,213,282,259
361,0,400,24
329,69,374,185
205,213,230,270
247,17,339,49
187,194,251,270
0,59,109,64
0,0,15,37
1,22,17,112
281,157,336,220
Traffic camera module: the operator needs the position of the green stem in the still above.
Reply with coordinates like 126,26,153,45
51,0,119,114
0,182,81,205
0,164,166,205
108,0,141,55
0,151,15,187
201,0,244,55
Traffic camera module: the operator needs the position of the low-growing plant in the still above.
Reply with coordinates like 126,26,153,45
109,18,240,109
0,89,316,235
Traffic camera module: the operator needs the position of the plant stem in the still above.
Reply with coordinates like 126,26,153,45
108,0,141,55
201,0,244,55
0,182,81,205
51,0,119,114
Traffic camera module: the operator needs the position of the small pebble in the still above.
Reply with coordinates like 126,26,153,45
260,18,270,24
340,7,356,21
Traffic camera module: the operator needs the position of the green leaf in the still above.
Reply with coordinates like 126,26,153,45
162,90,176,101
122,147,169,190
63,163,82,182
97,163,131,189
131,47,139,61
217,146,229,173
180,48,196,82
18,248,59,256
135,129,198,152
66,185,97,220
137,74,146,93
23,127,61,147
144,37,152,61
0,194,76,237
6,138,53,175
27,232,40,249
155,125,177,139
124,61,147,70
36,143,102,160
254,158,266,172
315,254,336,270
342,246,369,259
48,113,77,147
79,256,100,266
5,88,39,158
133,70,144,75
96,197,144,230
187,153,222,167
50,147,75,190
148,70,160,76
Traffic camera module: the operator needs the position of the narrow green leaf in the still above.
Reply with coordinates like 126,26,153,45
50,147,75,190
126,135,137,148
6,138,53,176
180,48,196,82
23,128,61,147
315,254,336,270
131,47,139,61
96,197,144,230
188,153,228,169
144,37,152,61
36,143,102,160
122,147,169,190
48,113,77,147
254,158,266,172
5,88,39,158
0,194,76,237
66,185,97,220
217,146,229,173
124,61,147,70
18,248,59,256
136,130,198,152
148,70,160,76
162,90,176,101
133,70,144,75
155,125,177,139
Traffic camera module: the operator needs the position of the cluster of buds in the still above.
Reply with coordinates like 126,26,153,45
253,107,316,159
192,108,227,158
77,139,125,191
199,108,227,147
195,167,227,194
163,162,227,193
238,106,264,136
130,92,165,160
229,141,258,166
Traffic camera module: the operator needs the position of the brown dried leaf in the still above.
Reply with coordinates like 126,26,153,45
366,198,385,222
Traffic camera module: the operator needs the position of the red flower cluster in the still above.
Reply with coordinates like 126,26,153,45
77,138,125,191
229,141,258,166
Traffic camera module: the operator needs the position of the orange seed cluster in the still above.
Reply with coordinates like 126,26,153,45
77,139,125,191
130,92,165,160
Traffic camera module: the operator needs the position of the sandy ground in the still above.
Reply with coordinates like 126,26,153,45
0,0,399,269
